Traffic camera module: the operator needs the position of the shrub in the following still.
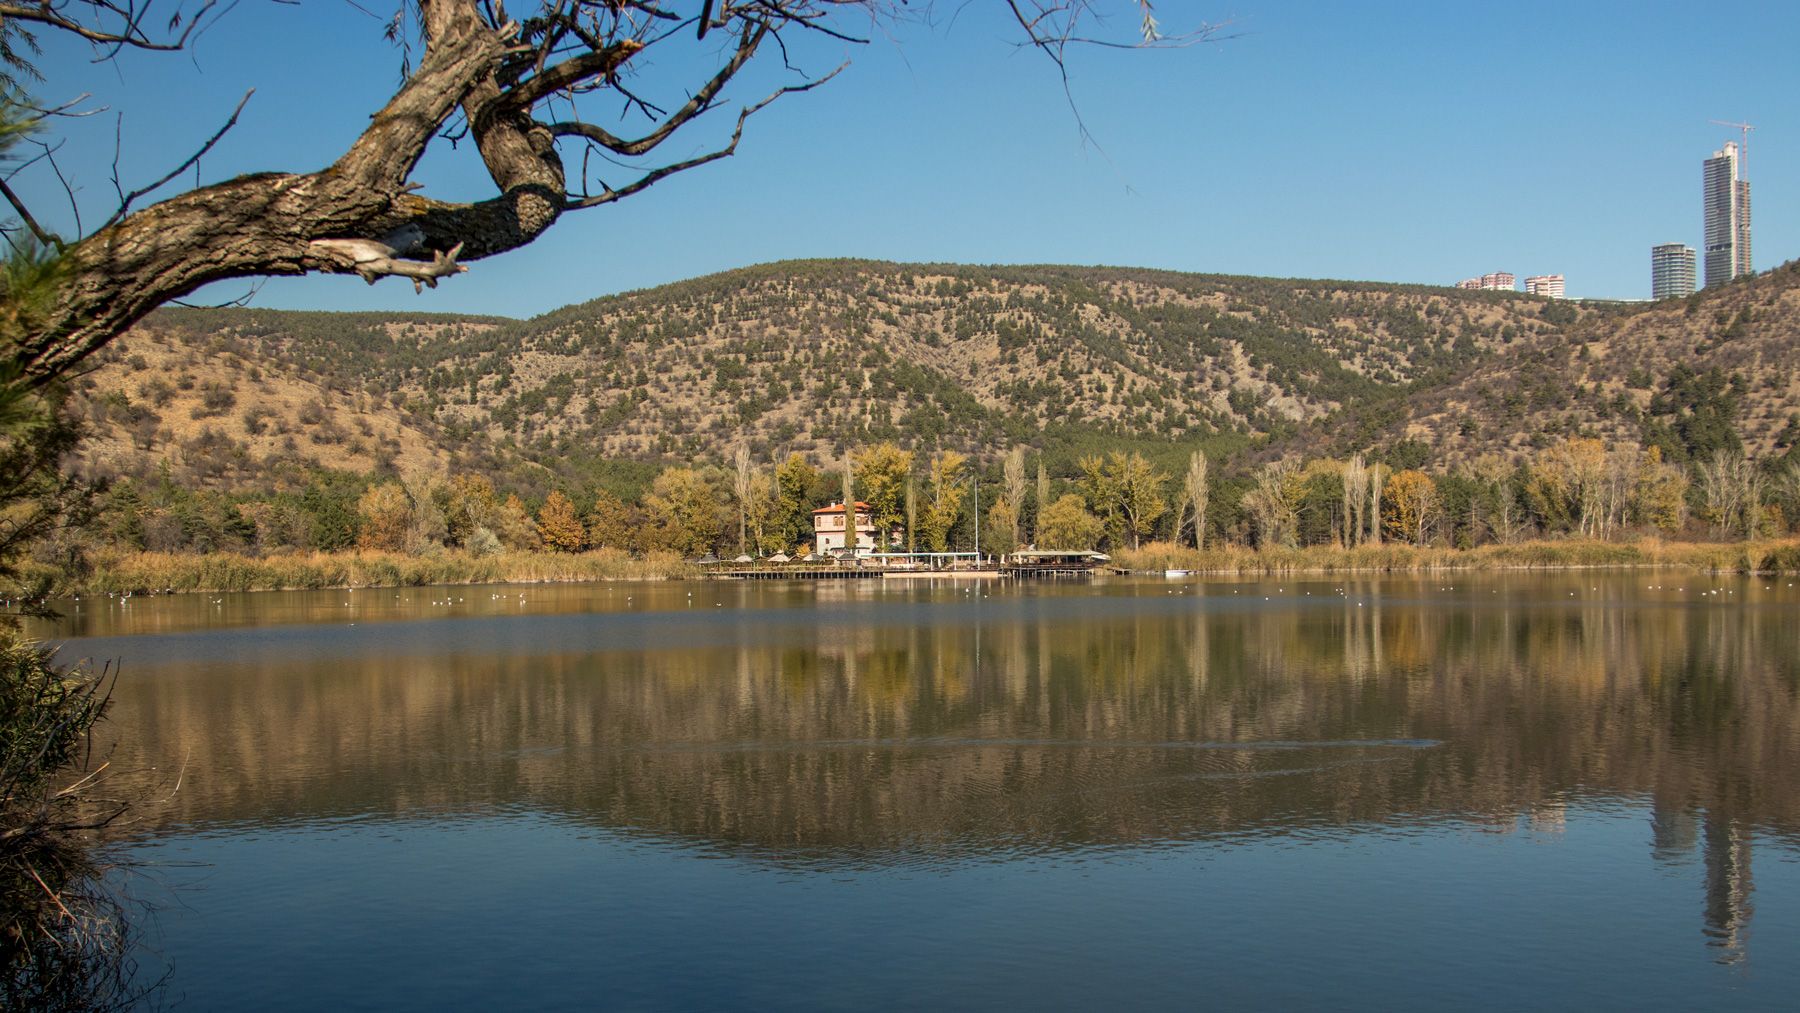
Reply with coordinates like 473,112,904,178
0,631,133,1009
466,526,503,557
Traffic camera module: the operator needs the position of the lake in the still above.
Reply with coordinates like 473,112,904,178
31,572,1800,1010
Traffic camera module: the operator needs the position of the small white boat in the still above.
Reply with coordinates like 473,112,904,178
1164,569,1192,579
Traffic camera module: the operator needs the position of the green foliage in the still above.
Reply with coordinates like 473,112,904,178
1642,365,1743,464
772,453,822,551
301,473,364,552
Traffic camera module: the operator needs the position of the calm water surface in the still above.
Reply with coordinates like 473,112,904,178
30,573,1800,1010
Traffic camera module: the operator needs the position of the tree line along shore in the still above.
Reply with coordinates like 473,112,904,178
16,433,1800,597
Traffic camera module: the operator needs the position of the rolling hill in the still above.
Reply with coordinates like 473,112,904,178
66,259,1610,496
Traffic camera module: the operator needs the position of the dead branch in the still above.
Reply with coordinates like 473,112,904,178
307,236,470,293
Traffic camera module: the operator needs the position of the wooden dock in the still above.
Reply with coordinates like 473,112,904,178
705,550,1106,581
1000,561,1100,578
999,550,1109,578
709,566,884,580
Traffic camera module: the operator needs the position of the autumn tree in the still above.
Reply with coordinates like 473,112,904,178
644,466,723,556
1772,463,1800,535
1341,454,1367,548
1037,494,1103,550
1077,451,1166,549
919,449,967,552
986,497,1019,552
1695,450,1761,540
853,442,914,542
402,473,449,552
1382,469,1437,546
1034,455,1051,543
537,490,585,551
993,445,1027,551
586,490,635,550
732,442,754,555
443,473,502,548
497,493,542,550
745,471,784,554
1182,449,1209,549
1242,458,1301,549
1367,462,1383,546
840,450,857,555
1466,454,1526,545
357,482,413,551
1631,447,1688,534
905,472,918,554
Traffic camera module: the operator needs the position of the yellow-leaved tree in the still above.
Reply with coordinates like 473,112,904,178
537,491,586,552
1383,469,1438,546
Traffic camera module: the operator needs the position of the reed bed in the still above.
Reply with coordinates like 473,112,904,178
60,548,696,595
1112,538,1800,575
12,539,1799,599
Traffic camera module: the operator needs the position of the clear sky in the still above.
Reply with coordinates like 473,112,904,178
15,1,1799,316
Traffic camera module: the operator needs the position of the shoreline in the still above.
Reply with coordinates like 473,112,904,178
1109,538,1800,577
19,548,696,598
10,538,1799,598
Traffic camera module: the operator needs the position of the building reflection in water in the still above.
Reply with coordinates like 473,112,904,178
1702,812,1754,965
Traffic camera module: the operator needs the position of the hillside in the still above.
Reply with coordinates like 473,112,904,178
67,259,1586,494
1298,260,1800,466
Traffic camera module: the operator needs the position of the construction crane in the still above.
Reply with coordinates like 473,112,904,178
1710,119,1757,173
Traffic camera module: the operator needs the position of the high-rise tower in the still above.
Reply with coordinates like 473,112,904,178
1651,243,1697,300
1703,142,1752,287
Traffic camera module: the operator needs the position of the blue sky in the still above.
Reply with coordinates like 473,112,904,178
16,1,1799,315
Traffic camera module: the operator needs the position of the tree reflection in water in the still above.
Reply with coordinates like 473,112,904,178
56,574,1800,969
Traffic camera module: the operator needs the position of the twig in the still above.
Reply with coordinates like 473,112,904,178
102,89,253,229
566,61,846,210
169,278,266,309
0,176,60,248
26,864,75,922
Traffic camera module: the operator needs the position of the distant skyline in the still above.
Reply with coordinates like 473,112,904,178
14,1,1798,317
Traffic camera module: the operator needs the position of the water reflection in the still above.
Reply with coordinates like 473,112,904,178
39,574,1800,970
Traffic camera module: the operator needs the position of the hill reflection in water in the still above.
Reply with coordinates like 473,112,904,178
49,574,1800,978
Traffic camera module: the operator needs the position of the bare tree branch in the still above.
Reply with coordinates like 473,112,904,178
101,88,251,229
0,174,57,247
0,0,226,54
566,59,845,209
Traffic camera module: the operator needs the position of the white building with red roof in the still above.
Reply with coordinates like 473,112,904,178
812,501,877,556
